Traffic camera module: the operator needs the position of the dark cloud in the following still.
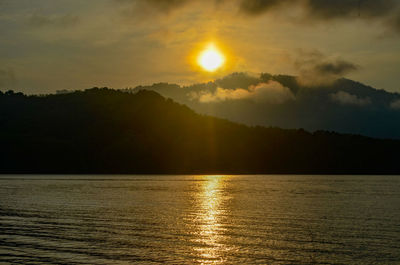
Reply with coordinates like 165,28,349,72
28,14,80,28
237,0,398,19
295,51,359,86
115,0,190,14
306,0,396,20
113,0,400,33
238,0,288,15
119,0,289,15
314,60,359,76
236,0,400,33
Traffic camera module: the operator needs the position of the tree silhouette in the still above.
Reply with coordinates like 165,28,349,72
0,88,399,174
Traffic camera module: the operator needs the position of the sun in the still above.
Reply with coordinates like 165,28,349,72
197,44,225,72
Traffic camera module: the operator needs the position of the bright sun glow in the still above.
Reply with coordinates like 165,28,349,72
198,44,225,72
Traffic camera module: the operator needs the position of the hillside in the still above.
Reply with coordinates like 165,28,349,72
0,88,399,174
128,73,400,139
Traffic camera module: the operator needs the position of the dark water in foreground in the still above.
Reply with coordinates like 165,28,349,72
0,175,399,264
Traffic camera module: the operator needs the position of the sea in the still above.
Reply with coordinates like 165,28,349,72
0,175,399,264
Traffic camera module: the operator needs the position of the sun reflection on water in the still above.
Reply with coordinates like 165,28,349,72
193,175,230,264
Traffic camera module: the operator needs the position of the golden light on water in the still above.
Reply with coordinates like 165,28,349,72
197,44,225,72
193,175,230,264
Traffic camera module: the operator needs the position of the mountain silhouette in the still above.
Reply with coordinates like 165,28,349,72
0,88,399,174
128,73,400,139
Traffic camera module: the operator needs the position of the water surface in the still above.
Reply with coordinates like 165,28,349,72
0,175,399,264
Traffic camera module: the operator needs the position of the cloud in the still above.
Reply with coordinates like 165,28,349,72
0,68,16,89
112,0,400,33
331,91,371,106
314,60,358,75
388,11,400,33
306,0,396,20
114,0,191,15
295,50,359,86
191,80,295,103
145,0,190,12
238,0,290,15
28,14,80,28
390,99,400,109
237,0,398,19
237,0,400,33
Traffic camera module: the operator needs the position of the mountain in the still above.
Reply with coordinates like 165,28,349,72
127,73,400,139
0,88,399,174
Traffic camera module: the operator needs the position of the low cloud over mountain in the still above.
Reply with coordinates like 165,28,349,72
190,81,294,104
330,91,371,106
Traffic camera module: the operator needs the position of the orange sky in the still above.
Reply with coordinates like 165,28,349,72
0,0,399,93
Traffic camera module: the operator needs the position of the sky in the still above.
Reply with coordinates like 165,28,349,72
0,0,399,94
